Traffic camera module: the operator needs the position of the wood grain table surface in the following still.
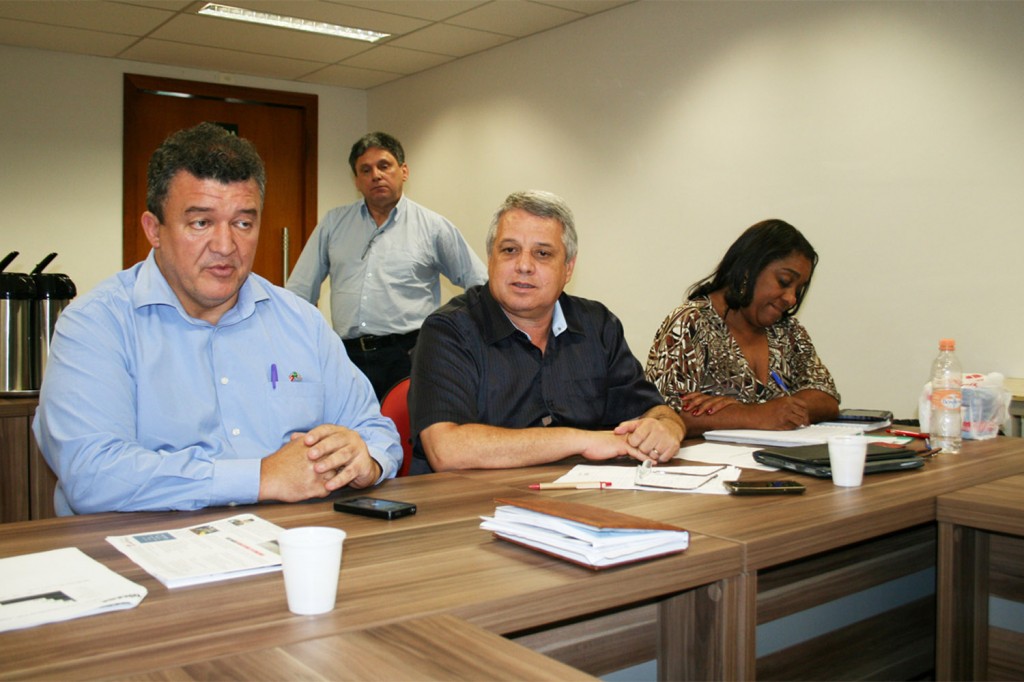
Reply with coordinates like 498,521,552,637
0,471,742,680
121,613,599,682
3,436,1023,680
458,436,1024,570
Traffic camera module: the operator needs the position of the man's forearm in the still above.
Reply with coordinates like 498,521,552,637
420,422,598,471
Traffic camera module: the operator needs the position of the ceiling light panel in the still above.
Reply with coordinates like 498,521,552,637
197,3,389,42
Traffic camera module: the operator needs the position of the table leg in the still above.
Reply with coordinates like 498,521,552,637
658,573,748,681
936,521,990,680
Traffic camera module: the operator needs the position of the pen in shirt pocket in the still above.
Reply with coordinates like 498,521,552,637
271,363,278,390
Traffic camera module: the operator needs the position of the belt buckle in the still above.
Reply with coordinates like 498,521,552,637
359,336,377,352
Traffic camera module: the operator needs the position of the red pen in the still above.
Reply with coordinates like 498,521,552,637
886,429,929,439
529,481,611,490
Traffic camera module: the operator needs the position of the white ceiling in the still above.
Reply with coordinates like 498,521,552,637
0,0,634,89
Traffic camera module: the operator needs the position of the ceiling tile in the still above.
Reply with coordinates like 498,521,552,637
341,45,454,75
0,18,138,56
231,0,431,35
0,0,173,35
330,0,489,22
534,0,634,15
447,0,582,37
0,0,626,88
388,22,512,57
119,1,194,9
299,62,404,89
151,13,368,62
122,38,324,79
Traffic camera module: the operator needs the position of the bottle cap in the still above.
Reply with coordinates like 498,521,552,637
939,338,956,351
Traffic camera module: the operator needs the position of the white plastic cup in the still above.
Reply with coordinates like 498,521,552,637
828,435,868,487
278,526,346,615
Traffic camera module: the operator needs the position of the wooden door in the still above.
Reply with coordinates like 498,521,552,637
123,74,317,285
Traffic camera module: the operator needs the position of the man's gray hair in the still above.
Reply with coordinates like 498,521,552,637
486,190,578,263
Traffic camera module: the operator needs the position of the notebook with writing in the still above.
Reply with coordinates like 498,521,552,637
753,443,924,478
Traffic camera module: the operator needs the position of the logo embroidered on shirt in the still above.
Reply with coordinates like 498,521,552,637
289,372,302,382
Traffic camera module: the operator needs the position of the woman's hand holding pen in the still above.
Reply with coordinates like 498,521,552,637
758,396,810,429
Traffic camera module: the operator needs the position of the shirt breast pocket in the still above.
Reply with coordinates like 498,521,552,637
562,375,607,424
268,381,325,437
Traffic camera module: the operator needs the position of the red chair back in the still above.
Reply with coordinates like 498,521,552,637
380,377,412,477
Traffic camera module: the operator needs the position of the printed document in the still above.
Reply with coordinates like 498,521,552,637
554,463,741,495
0,547,146,633
106,513,284,588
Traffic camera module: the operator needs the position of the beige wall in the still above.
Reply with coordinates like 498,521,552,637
367,0,1024,418
0,43,367,301
2,0,1022,419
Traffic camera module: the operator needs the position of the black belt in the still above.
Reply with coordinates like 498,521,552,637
343,330,418,353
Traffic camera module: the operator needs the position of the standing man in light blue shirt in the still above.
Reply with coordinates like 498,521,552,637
33,122,402,515
286,132,487,400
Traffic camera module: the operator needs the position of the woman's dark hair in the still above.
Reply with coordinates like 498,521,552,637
688,219,818,319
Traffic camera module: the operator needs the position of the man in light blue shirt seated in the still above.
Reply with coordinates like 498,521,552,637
286,131,487,400
33,123,403,515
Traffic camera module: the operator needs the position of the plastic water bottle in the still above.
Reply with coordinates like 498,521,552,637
930,338,962,454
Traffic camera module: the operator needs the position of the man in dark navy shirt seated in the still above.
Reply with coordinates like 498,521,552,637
408,190,685,473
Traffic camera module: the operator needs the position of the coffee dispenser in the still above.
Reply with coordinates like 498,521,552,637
31,253,76,389
1,252,35,394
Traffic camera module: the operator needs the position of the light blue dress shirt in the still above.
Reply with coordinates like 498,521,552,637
286,195,487,339
32,253,403,515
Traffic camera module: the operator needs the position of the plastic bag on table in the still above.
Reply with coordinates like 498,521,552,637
918,372,1010,440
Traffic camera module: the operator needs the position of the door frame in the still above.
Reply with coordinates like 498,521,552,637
122,73,318,271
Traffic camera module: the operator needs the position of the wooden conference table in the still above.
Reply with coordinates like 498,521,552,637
2,435,1024,681
937,473,1024,681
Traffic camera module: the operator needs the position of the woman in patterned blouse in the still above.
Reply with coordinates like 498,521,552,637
645,219,840,436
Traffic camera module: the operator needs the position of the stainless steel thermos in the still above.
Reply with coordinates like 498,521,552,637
0,252,76,393
1,252,34,393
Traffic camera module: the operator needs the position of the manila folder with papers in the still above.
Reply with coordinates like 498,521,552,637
480,497,688,570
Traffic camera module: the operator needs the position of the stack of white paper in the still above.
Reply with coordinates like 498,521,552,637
703,423,865,447
481,500,688,569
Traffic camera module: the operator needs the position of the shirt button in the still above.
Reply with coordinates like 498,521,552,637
221,377,229,385
231,428,241,436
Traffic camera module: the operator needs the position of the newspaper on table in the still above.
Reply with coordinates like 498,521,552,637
0,547,147,633
106,513,285,588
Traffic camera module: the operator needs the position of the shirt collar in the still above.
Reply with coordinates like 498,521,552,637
359,193,407,230
507,301,567,341
477,285,570,344
132,250,267,325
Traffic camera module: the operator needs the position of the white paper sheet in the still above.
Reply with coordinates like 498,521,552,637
674,442,779,471
0,547,146,633
553,463,742,495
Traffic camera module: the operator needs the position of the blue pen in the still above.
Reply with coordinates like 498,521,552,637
271,363,278,390
769,370,791,395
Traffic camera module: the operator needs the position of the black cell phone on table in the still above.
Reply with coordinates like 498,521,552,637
333,497,417,519
723,480,806,495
